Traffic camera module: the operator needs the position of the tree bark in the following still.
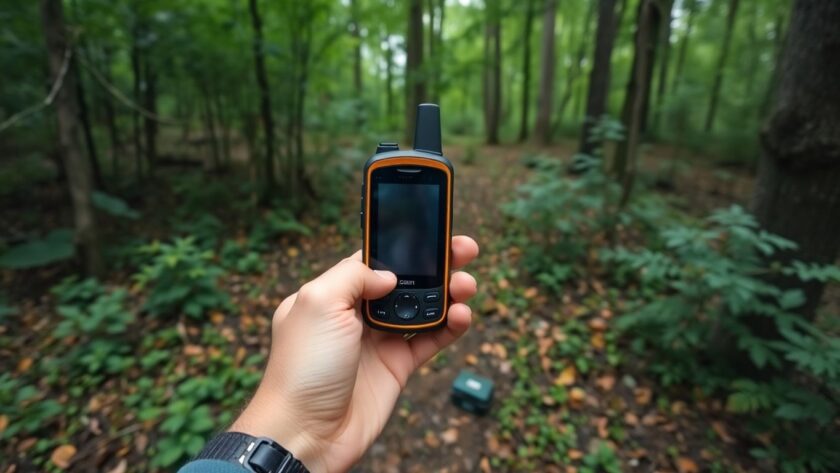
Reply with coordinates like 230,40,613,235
248,0,277,192
651,0,673,133
40,0,104,277
534,0,557,145
517,0,536,142
556,2,595,129
483,0,502,145
580,0,619,156
704,0,740,132
384,37,394,121
405,0,426,144
614,0,658,208
142,59,157,173
751,0,840,321
350,0,363,127
130,30,143,179
670,0,697,95
74,57,103,189
100,47,121,178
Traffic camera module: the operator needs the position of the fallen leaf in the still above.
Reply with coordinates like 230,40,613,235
588,318,607,331
497,278,510,290
569,388,586,408
441,427,459,445
595,375,615,392
671,400,687,415
480,342,493,354
210,311,225,325
712,421,736,444
17,357,33,373
424,431,440,448
594,417,609,438
523,287,539,299
590,332,605,350
634,387,652,406
18,437,37,453
183,345,204,357
287,247,299,258
676,457,699,473
51,444,77,469
107,459,127,473
555,366,577,386
493,343,508,360
479,456,491,473
568,449,584,460
496,302,510,318
465,354,478,365
542,395,557,406
624,412,639,426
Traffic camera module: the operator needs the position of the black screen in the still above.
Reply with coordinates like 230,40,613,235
375,183,440,275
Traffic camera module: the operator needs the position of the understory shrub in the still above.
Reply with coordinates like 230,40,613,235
605,205,840,472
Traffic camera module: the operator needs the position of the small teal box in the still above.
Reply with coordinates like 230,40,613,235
451,370,494,415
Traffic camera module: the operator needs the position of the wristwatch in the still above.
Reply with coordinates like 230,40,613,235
194,432,309,473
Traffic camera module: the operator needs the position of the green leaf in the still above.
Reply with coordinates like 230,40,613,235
92,191,140,219
0,229,75,269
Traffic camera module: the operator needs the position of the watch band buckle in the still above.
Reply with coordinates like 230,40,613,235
238,437,296,473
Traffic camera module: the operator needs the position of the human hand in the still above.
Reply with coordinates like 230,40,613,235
229,236,480,472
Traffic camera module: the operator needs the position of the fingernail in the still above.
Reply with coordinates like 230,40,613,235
374,270,395,280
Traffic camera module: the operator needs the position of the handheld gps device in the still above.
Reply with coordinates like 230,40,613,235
361,104,453,333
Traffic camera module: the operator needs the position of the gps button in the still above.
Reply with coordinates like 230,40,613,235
394,293,420,320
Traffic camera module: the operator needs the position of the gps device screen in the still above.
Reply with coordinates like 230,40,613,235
376,183,440,275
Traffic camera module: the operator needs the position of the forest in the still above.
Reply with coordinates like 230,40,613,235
1,0,839,471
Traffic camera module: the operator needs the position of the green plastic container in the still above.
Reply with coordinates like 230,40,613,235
451,370,494,415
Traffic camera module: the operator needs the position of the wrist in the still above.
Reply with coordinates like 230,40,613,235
229,388,325,472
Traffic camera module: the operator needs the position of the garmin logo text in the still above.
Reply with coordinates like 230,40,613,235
399,280,416,286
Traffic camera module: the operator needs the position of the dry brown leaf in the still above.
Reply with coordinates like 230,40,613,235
676,457,699,473
441,427,459,445
590,332,605,350
634,387,653,406
538,337,553,356
555,366,577,386
107,459,127,473
497,278,510,290
493,343,508,360
18,437,37,453
569,388,586,409
594,417,609,439
17,357,33,373
523,287,539,299
424,431,440,448
568,449,584,460
595,375,616,392
480,342,493,354
588,318,607,331
624,412,639,426
51,444,77,469
287,247,300,258
183,345,204,357
711,421,736,444
465,354,478,365
542,395,557,406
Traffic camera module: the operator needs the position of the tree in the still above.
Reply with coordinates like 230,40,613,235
613,0,661,207
751,0,840,321
556,2,595,128
534,0,557,145
248,0,276,193
579,0,619,156
483,0,502,145
517,0,536,142
350,0,363,127
405,0,425,143
651,0,673,132
40,0,104,276
704,0,740,132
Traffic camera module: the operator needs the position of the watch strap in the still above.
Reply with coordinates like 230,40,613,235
195,432,308,473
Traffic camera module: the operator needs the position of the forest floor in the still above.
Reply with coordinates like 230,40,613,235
1,138,765,473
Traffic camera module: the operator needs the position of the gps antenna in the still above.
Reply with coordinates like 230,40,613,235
413,103,442,156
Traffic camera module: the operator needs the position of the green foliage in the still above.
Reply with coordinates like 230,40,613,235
605,205,840,470
150,400,216,468
0,374,63,440
134,237,231,318
92,191,140,219
0,229,74,269
580,442,621,473
220,239,266,274
249,209,311,250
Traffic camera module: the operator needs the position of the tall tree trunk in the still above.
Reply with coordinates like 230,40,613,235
751,0,840,321
384,37,394,121
405,0,425,144
614,0,658,208
74,58,103,189
142,60,157,173
40,0,104,277
670,0,697,95
427,0,436,103
651,0,674,133
534,0,557,145
350,0,363,127
556,2,595,129
249,0,276,192
580,0,619,156
704,0,740,132
130,31,143,179
517,0,536,142
199,81,221,171
483,0,501,145
101,47,121,178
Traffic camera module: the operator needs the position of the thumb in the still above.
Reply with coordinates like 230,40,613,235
298,255,397,309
